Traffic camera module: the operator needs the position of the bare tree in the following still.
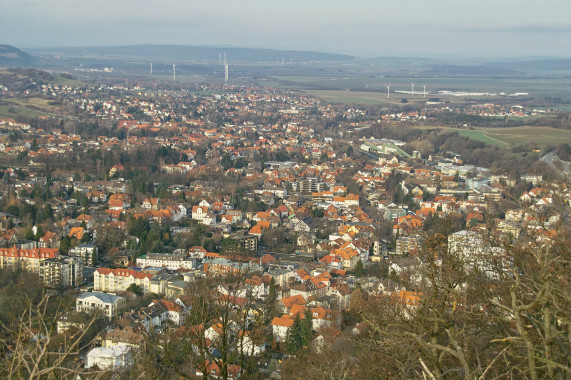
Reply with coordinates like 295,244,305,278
0,295,109,379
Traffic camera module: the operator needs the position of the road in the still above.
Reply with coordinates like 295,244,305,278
541,152,571,179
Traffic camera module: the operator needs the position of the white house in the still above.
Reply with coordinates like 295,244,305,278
76,292,126,320
85,345,132,369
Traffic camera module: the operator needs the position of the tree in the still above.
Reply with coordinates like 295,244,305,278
263,277,278,324
34,224,44,241
221,153,232,170
126,283,143,296
60,236,71,254
354,259,365,278
129,271,261,380
286,314,304,354
352,218,571,379
301,308,313,346
25,226,35,241
0,295,107,379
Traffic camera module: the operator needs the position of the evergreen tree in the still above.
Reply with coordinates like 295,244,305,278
286,314,304,354
264,277,278,323
354,259,365,278
34,225,44,241
25,226,34,241
301,308,313,346
60,236,71,254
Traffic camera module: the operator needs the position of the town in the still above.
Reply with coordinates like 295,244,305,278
0,68,569,379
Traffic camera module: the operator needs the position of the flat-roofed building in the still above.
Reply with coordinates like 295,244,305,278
39,256,83,288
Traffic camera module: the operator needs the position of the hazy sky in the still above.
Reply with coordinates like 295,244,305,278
2,0,570,58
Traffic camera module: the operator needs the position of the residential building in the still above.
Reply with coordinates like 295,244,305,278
395,235,423,255
85,345,132,369
39,256,83,288
94,268,156,294
0,247,59,272
70,244,98,267
76,292,126,320
136,253,196,270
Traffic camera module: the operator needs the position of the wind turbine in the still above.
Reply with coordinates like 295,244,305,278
386,84,391,99
423,84,427,98
224,53,228,82
173,63,176,81
411,83,415,96
150,62,153,75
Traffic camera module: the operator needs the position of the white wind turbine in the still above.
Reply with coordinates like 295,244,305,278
386,84,391,99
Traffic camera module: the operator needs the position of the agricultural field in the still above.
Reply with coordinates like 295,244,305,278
0,104,47,118
270,75,571,100
303,90,403,105
0,97,67,118
483,126,571,147
417,125,571,148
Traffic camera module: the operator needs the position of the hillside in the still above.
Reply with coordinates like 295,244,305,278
0,45,33,67
29,44,354,63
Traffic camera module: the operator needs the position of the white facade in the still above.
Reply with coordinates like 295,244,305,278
136,253,196,270
85,345,132,369
76,292,126,320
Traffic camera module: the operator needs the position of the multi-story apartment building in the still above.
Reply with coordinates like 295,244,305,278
70,244,98,267
136,253,196,270
94,268,156,294
223,231,258,254
395,235,423,255
0,247,59,272
292,177,325,194
76,292,126,320
39,256,83,288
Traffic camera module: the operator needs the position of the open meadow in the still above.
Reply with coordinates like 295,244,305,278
0,97,66,118
416,125,571,148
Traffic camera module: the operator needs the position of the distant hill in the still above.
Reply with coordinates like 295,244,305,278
0,68,55,92
0,45,33,67
483,59,571,75
420,64,524,77
29,44,354,63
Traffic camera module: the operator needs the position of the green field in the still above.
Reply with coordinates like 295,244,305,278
455,129,508,147
483,126,571,147
0,97,66,118
418,125,571,148
0,104,47,118
51,74,88,88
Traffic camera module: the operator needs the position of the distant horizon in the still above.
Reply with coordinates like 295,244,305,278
3,0,570,60
17,43,571,62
